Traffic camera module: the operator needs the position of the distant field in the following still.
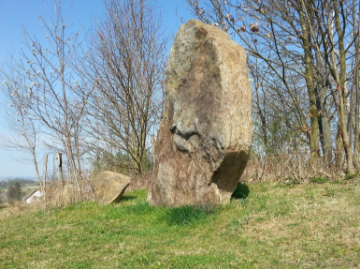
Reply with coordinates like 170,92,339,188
22,185,40,192
0,184,39,192
0,181,360,268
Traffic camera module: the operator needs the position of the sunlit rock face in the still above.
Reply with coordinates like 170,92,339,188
90,171,130,205
147,20,253,207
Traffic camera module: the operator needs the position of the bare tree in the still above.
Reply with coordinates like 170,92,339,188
187,0,360,174
304,0,359,173
0,56,46,203
79,0,167,175
19,0,90,185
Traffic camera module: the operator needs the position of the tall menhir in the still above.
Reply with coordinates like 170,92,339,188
148,20,253,207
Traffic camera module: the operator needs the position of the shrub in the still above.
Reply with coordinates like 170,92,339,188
7,182,22,202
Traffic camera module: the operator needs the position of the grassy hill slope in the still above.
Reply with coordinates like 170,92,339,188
1,181,359,268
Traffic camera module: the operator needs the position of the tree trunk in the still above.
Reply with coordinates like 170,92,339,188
353,0,360,169
333,0,356,174
151,134,156,165
315,85,332,165
43,154,48,209
354,68,360,169
335,127,343,169
297,0,319,158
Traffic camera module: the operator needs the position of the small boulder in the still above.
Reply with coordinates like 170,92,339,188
90,171,130,205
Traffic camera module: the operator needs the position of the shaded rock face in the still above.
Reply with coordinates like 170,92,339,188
90,171,130,205
147,20,253,207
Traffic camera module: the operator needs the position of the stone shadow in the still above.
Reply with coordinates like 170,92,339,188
120,195,137,202
231,182,250,200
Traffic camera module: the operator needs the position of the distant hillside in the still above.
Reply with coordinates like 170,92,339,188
0,177,37,182
0,179,38,191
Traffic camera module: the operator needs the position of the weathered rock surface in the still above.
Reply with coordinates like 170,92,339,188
147,20,253,207
90,171,130,205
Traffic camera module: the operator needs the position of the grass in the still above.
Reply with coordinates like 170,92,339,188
345,174,359,181
310,177,329,184
1,182,360,268
164,205,218,226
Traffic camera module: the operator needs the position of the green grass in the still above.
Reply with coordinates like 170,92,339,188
345,174,359,180
310,177,328,184
1,183,360,268
164,205,218,226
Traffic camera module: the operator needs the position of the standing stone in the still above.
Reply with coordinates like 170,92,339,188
148,20,253,207
90,171,130,205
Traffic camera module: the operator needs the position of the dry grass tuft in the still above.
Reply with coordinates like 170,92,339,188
0,200,43,219
127,173,153,191
242,149,345,182
46,176,94,208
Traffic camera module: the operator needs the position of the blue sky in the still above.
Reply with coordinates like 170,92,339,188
0,0,193,178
